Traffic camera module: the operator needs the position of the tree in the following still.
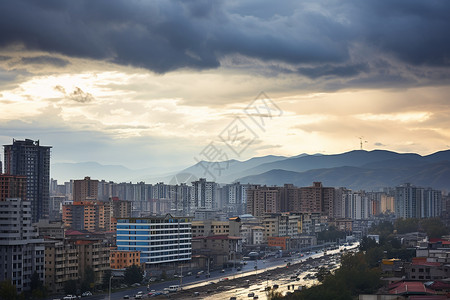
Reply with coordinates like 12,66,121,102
317,226,346,242
316,267,331,282
420,218,449,238
0,280,18,300
81,266,95,292
102,269,112,290
24,271,47,300
124,265,143,285
359,236,378,251
64,280,78,295
395,218,419,234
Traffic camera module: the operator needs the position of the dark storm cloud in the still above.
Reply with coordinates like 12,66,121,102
20,55,70,67
0,0,449,77
297,63,370,79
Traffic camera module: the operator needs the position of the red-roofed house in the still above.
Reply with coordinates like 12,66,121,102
388,281,435,296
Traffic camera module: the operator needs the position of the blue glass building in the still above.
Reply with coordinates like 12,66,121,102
116,214,192,265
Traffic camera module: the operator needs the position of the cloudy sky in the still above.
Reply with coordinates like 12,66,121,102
1,0,450,176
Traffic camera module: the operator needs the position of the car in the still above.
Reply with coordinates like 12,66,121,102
150,292,162,297
134,295,143,299
131,283,141,287
168,285,180,292
219,278,229,282
248,292,254,297
63,296,77,300
193,292,200,297
237,267,241,271
220,269,225,273
253,296,259,299
81,291,92,297
187,272,192,276
123,296,129,299
230,297,237,300
273,284,279,289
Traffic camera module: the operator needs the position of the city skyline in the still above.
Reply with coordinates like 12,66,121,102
1,1,450,174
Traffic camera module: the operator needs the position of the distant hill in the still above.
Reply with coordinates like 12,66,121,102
179,154,287,183
236,161,450,191
51,149,450,191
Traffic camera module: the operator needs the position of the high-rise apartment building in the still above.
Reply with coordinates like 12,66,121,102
73,176,98,202
395,183,442,219
63,200,115,231
3,139,51,222
190,178,218,212
246,186,280,217
0,198,45,293
300,182,335,217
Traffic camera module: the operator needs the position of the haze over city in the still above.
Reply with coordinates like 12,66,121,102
1,0,450,174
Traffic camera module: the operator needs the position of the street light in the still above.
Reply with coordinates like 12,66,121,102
109,275,113,300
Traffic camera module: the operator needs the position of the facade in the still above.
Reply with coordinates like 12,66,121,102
192,235,241,268
0,174,27,202
267,236,290,250
190,178,218,212
70,238,110,286
110,249,141,269
116,214,192,269
44,239,79,294
299,182,335,217
240,224,264,245
73,176,98,202
63,200,114,231
246,186,280,217
191,219,241,237
3,139,51,222
34,219,65,239
0,198,45,293
395,184,442,218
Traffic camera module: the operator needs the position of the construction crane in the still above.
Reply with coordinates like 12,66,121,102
358,136,368,150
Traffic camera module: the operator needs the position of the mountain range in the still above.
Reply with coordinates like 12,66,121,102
51,149,450,192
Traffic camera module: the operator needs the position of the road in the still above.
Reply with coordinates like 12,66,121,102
54,243,359,300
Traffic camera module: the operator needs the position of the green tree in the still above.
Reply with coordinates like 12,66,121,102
420,218,449,238
369,221,394,238
395,218,419,234
124,265,143,285
0,280,18,300
317,226,346,242
316,267,331,282
359,236,378,251
64,280,78,295
81,266,95,292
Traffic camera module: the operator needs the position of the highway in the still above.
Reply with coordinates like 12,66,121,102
53,243,359,300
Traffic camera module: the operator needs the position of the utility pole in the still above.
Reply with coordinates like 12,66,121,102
179,264,183,289
109,275,113,300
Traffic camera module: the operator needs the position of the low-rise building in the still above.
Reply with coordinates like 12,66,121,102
110,249,140,269
192,235,241,268
191,218,241,237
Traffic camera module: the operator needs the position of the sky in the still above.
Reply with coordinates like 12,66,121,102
1,0,450,176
